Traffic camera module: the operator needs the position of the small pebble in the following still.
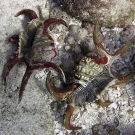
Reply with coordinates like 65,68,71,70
64,45,71,51
54,129,60,134
133,106,135,112
58,131,63,135
56,122,61,129
109,103,118,109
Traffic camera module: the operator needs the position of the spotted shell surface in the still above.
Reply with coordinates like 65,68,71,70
74,57,103,86
61,0,135,27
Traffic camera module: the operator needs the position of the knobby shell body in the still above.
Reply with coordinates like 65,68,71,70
65,57,114,107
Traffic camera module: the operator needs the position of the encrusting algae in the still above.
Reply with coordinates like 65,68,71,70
61,0,135,27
